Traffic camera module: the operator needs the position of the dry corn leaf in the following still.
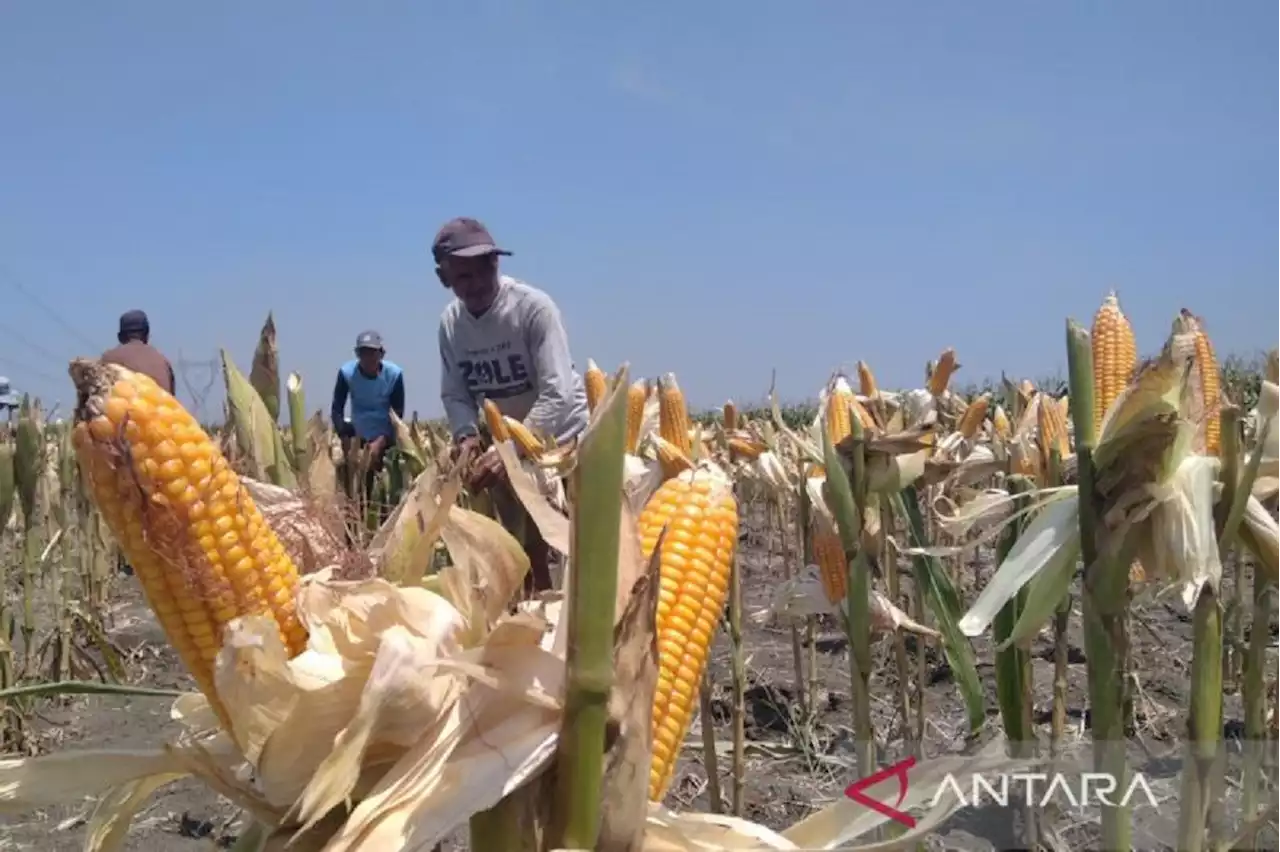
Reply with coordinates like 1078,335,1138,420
495,438,570,554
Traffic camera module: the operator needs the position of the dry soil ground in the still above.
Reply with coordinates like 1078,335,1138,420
2,501,1277,851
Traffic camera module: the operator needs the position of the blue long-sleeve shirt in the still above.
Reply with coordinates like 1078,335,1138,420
331,360,405,440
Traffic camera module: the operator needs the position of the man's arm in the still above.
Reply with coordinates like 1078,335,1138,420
439,322,478,439
389,372,406,420
330,370,350,433
523,300,580,440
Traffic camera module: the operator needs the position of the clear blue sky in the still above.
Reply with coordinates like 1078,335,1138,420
1,2,1275,422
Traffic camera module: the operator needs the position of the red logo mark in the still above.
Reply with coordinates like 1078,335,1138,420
844,756,917,828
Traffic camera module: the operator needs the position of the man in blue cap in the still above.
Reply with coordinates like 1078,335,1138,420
330,330,405,502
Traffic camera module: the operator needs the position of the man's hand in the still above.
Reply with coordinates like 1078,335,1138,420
366,434,389,464
451,434,481,464
465,445,508,492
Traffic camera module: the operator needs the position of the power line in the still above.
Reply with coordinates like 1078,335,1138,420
0,264,100,351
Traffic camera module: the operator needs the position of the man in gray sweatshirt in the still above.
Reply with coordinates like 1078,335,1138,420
434,216,589,590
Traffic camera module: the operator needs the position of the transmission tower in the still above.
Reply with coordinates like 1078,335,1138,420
177,352,219,424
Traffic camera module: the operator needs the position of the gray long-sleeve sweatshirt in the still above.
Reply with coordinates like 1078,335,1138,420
438,275,590,444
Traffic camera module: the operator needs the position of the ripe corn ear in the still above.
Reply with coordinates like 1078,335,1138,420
482,398,508,442
1036,393,1070,468
625,379,649,454
992,405,1011,440
722,400,738,433
957,393,991,440
639,464,738,801
1090,292,1137,441
584,359,607,415
1178,309,1222,455
825,377,857,446
726,437,766,460
857,360,878,397
653,435,694,478
928,348,958,395
813,521,845,604
658,374,692,456
502,416,545,460
69,359,307,728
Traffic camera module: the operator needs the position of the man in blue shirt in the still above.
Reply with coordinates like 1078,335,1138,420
330,330,406,500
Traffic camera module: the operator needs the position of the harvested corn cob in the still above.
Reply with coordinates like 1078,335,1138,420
502,416,545,460
69,359,307,728
826,376,858,446
1090,292,1137,442
726,436,766,460
992,405,1012,440
1178,309,1221,455
722,400,738,432
657,374,692,479
814,519,846,604
639,463,738,801
652,435,694,477
482,398,508,442
928,348,958,395
857,360,878,397
1036,393,1070,467
625,379,648,454
957,393,991,440
584,359,607,415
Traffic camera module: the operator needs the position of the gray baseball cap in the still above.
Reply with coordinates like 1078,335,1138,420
355,330,384,351
431,217,512,260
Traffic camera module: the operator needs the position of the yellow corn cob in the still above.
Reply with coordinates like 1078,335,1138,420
825,376,857,445
1179,309,1221,455
653,435,694,477
957,393,991,440
658,373,692,456
726,436,766,460
482,398,508,442
625,379,649,454
928,348,958,396
502,416,545,460
722,400,738,433
1058,395,1070,421
639,464,738,801
857,360,878,397
584,358,607,415
992,405,1011,440
813,521,845,604
1090,292,1137,441
1036,393,1070,468
69,359,307,729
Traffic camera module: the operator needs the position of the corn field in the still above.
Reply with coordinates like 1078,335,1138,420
0,294,1276,851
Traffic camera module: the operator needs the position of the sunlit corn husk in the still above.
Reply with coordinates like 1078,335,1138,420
1090,291,1137,440
928,348,958,395
0,490,567,851
1172,308,1222,455
223,350,293,487
250,312,281,423
1249,380,1278,501
639,461,738,801
12,401,41,524
482,398,508,442
69,359,308,726
1267,350,1279,384
584,358,608,414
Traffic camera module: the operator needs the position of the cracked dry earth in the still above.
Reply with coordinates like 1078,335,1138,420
3,501,1277,850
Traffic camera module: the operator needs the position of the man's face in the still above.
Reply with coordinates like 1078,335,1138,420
356,347,383,372
437,254,499,313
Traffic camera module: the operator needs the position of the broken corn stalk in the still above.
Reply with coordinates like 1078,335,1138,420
69,359,307,728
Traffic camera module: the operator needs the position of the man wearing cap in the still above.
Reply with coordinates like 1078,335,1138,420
330,330,406,501
434,216,589,592
101,310,176,395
